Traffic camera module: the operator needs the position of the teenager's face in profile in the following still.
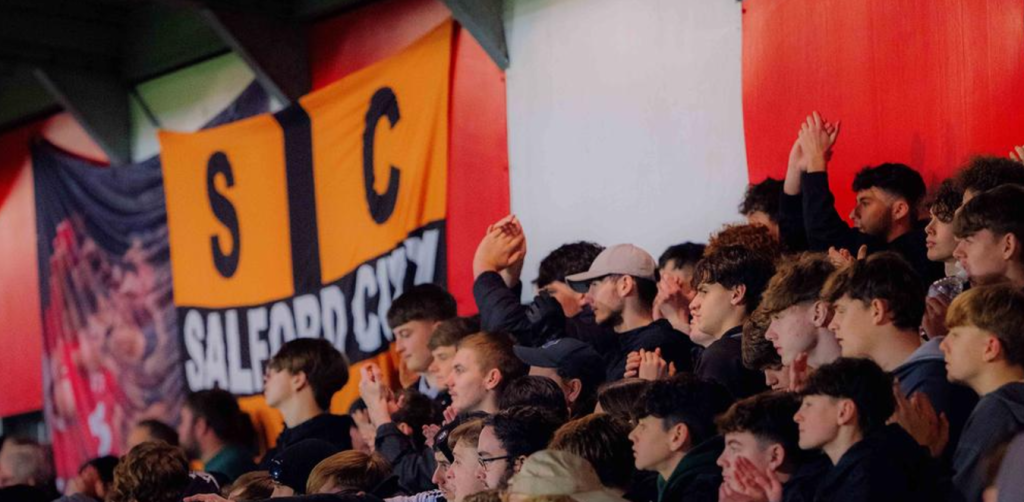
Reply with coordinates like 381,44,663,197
767,303,817,365
447,348,489,413
828,296,874,359
794,395,840,451
717,431,776,488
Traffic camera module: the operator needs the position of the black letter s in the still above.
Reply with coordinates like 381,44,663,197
207,152,240,278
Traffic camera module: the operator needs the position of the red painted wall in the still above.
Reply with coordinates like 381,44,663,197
0,115,107,417
743,0,1024,218
311,0,510,314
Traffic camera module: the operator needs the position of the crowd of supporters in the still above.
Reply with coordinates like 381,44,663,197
3,114,1024,502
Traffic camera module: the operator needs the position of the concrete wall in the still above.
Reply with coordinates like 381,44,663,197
504,0,748,290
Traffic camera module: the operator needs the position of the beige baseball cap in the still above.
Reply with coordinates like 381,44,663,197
565,244,657,292
507,450,628,502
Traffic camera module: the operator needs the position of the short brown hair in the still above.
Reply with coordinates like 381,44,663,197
428,316,481,351
109,442,190,502
549,414,635,491
386,284,457,329
225,471,274,501
306,451,392,495
693,245,777,313
448,418,484,449
456,332,528,396
759,253,836,316
705,223,781,261
741,311,780,371
946,284,1024,367
953,184,1024,264
268,338,349,409
595,378,651,422
821,252,925,331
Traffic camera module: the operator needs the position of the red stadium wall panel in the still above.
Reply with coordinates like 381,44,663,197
742,0,1024,218
310,0,510,315
0,115,108,417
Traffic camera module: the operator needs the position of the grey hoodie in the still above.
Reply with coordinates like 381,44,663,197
952,381,1024,502
892,338,978,461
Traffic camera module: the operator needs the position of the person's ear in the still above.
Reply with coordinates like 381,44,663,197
290,370,308,393
837,398,858,427
869,299,888,326
892,199,910,221
766,443,786,472
668,422,691,453
566,378,583,403
729,284,748,307
1000,232,1020,263
513,455,528,474
397,422,414,437
982,335,1005,363
483,368,503,391
812,301,833,328
618,276,635,297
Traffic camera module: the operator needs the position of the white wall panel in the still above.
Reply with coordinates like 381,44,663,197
505,0,749,292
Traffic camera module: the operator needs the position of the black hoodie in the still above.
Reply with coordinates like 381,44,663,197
259,413,354,469
813,424,945,502
656,436,723,502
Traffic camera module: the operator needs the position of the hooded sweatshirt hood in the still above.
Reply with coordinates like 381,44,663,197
656,435,723,502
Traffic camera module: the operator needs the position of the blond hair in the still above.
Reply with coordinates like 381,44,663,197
946,284,1024,366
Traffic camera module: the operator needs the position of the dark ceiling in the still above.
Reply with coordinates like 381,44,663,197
0,0,506,163
0,0,371,129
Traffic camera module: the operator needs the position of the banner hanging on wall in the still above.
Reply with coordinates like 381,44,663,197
159,20,452,405
32,83,270,481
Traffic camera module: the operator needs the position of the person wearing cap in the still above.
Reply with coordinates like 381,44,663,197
471,216,619,357
565,243,698,382
506,450,629,502
513,338,607,418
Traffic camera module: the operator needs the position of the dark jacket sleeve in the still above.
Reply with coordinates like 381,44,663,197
472,272,533,339
375,423,438,494
778,192,809,252
801,172,866,253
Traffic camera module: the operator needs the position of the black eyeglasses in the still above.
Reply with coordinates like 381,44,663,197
477,455,513,468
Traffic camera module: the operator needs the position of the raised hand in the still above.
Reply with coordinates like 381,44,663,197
890,385,949,458
799,111,841,173
1011,145,1024,163
423,423,441,448
921,295,951,339
359,363,395,427
637,348,672,381
623,350,642,378
788,352,811,392
473,215,527,279
653,274,692,333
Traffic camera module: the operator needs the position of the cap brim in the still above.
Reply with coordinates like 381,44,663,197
565,270,606,293
513,345,559,368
